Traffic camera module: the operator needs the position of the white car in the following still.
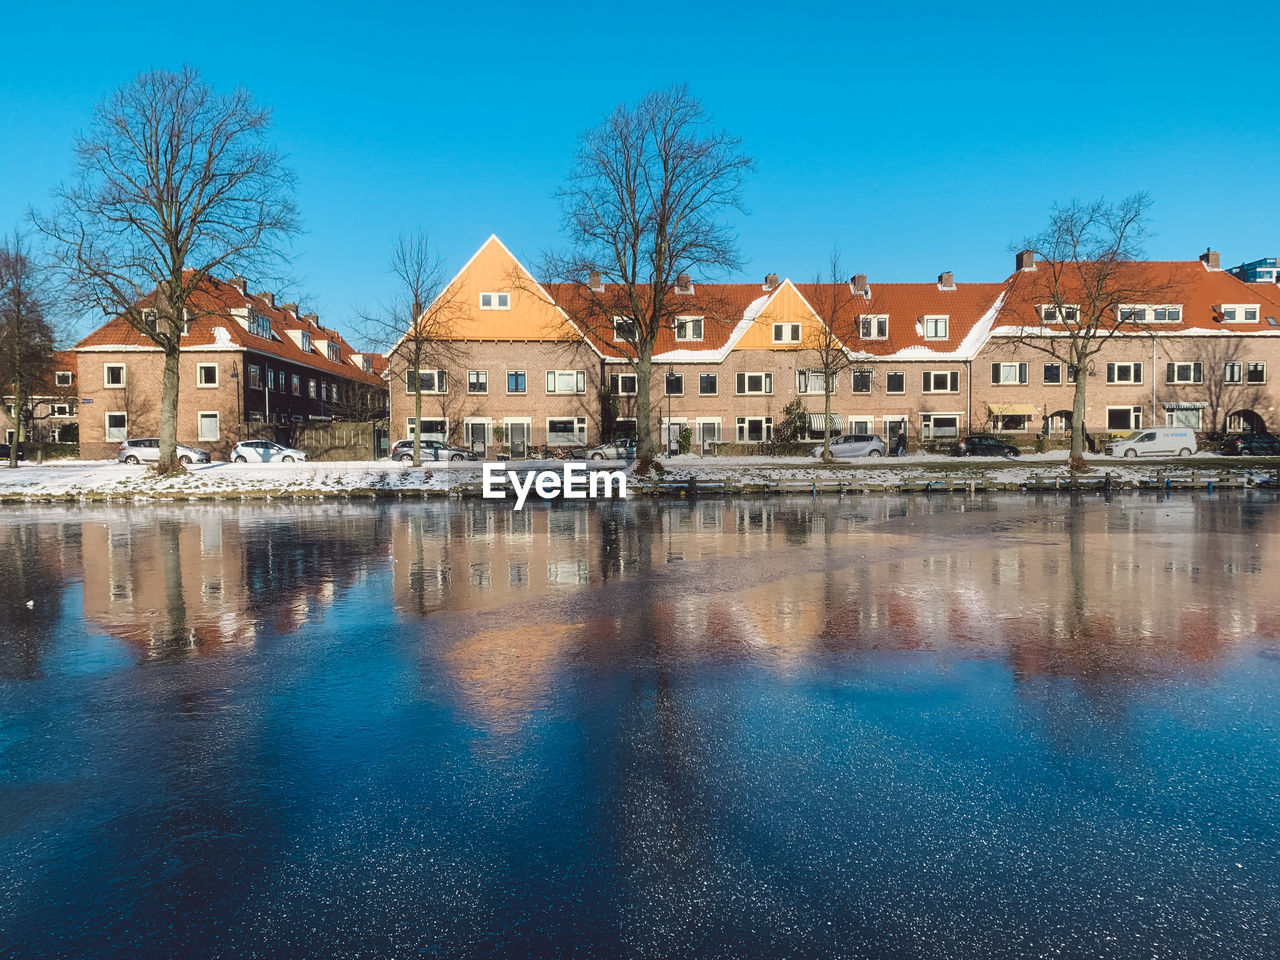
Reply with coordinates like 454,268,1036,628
231,440,308,463
809,433,886,459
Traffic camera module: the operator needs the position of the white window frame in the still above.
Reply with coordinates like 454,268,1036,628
408,369,448,394
736,416,773,443
546,370,587,395
675,316,704,341
992,362,1029,386
858,315,889,340
885,371,905,394
796,369,829,395
103,363,126,388
307,378,317,399
467,370,489,394
406,417,448,441
545,416,587,447
613,317,637,342
920,413,962,439
1219,304,1261,323
105,411,128,441
1165,408,1203,429
922,315,949,340
851,369,872,394
735,372,773,396
698,373,718,396
665,371,684,396
610,373,638,396
55,370,73,387
1039,305,1080,324
1043,362,1063,385
50,403,72,418
197,410,220,442
772,322,802,344
1106,362,1143,385
1106,405,1143,430
1247,361,1267,385
1224,361,1242,384
506,370,527,395
479,291,511,310
1165,362,1203,385
923,370,959,394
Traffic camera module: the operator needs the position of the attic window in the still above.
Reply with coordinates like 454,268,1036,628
479,292,510,310
55,371,74,387
301,331,311,353
859,315,889,339
1268,317,1279,328
327,342,340,362
772,323,801,344
142,309,158,333
675,316,703,341
922,316,948,339
1040,305,1079,324
613,317,637,341
1220,304,1261,323
248,310,272,339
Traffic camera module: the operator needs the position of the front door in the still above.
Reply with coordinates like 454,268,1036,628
699,421,718,454
886,418,907,447
508,422,529,457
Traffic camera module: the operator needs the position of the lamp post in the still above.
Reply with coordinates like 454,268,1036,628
230,361,241,439
666,363,674,455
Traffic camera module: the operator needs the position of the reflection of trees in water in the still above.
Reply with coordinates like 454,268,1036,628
0,520,71,679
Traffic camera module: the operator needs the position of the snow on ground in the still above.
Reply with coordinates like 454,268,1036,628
0,451,1271,502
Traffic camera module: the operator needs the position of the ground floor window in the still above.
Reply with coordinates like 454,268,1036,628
547,417,587,446
613,418,637,440
736,417,773,443
1166,408,1203,429
1107,406,1143,430
106,412,127,441
992,414,1029,432
921,413,961,439
197,411,220,442
850,418,873,434
406,418,447,441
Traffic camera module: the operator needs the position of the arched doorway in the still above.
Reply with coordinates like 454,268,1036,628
1045,409,1073,435
1227,409,1266,433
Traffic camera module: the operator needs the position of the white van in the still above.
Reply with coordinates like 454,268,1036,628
1105,427,1197,458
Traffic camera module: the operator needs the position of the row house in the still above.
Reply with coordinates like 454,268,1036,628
2,350,80,446
75,275,387,459
391,236,1280,451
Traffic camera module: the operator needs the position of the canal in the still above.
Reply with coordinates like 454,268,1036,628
1,494,1278,959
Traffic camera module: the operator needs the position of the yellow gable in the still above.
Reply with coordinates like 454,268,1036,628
427,236,577,342
733,282,829,351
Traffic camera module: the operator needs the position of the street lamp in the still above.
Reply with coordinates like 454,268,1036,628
230,361,241,439
666,363,674,455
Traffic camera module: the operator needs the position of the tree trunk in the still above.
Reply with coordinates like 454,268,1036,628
822,384,833,461
157,345,183,473
1071,365,1089,467
8,379,22,468
413,383,423,467
636,349,654,460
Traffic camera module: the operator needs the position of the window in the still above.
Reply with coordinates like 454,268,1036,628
1219,304,1261,323
506,371,526,394
1166,408,1203,429
613,317,637,341
1248,362,1267,384
735,372,773,395
547,370,587,394
1040,306,1079,324
407,369,447,393
851,370,872,393
1067,365,1079,384
267,369,275,391
327,342,340,362
248,365,262,389
698,373,718,395
291,374,301,396
1224,362,1242,384
1119,307,1147,323
1106,362,1143,384
1107,406,1143,430
675,316,703,341
923,371,959,393
55,371,73,387
1246,308,1259,322
859,315,889,339
248,310,272,339
104,364,125,388
468,370,488,394
1152,307,1182,323
300,331,311,353
307,379,317,399
991,362,1029,385
479,292,510,310
772,322,801,344
736,417,773,443
142,309,158,333
796,370,829,394
921,413,960,438
406,418,447,440
546,417,587,446
886,371,905,394
923,316,949,339
610,373,638,395
50,403,72,418
1043,363,1062,384
106,412,127,441
665,373,684,396
197,411,220,441
1165,362,1203,384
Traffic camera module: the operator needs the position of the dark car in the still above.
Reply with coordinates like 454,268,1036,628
955,435,1021,458
1225,432,1280,456
390,438,476,462
0,443,25,461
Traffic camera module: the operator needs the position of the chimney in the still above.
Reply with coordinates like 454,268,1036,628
257,291,275,308
851,274,868,295
303,312,319,325
281,302,298,314
1016,250,1035,272
230,276,247,295
588,271,604,292
1200,248,1220,270
938,271,955,289
764,273,779,290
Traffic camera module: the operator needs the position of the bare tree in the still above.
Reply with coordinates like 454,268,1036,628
366,230,464,466
1001,194,1174,468
37,66,298,472
800,251,862,461
553,85,752,461
0,232,57,468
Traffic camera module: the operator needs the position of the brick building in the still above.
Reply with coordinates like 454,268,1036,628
75,275,387,460
2,350,79,446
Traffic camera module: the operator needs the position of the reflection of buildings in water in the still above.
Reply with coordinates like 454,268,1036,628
0,516,82,679
81,507,388,658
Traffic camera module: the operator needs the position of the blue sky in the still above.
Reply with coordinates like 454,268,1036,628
3,0,1276,346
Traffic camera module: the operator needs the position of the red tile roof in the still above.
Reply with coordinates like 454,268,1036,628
75,275,384,386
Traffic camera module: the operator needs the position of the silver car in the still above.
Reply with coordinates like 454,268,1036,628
231,440,308,463
389,438,476,462
586,439,636,460
809,433,886,459
117,438,211,465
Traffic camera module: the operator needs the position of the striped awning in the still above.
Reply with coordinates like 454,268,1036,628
987,403,1039,417
808,413,846,432
1162,401,1208,410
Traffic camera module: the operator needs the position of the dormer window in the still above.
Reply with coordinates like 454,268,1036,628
859,315,889,339
248,310,272,339
923,316,949,339
301,331,311,353
675,316,703,341
327,342,340,362
142,309,158,333
772,322,801,344
55,371,74,387
613,317,637,341
479,292,510,310
1039,305,1079,324
1219,304,1261,323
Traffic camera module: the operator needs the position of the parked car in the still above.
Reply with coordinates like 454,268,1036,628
389,438,477,462
586,439,637,460
955,435,1021,457
1104,427,1196,458
117,438,211,465
809,433,885,459
1224,432,1280,456
0,442,25,461
230,440,308,463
